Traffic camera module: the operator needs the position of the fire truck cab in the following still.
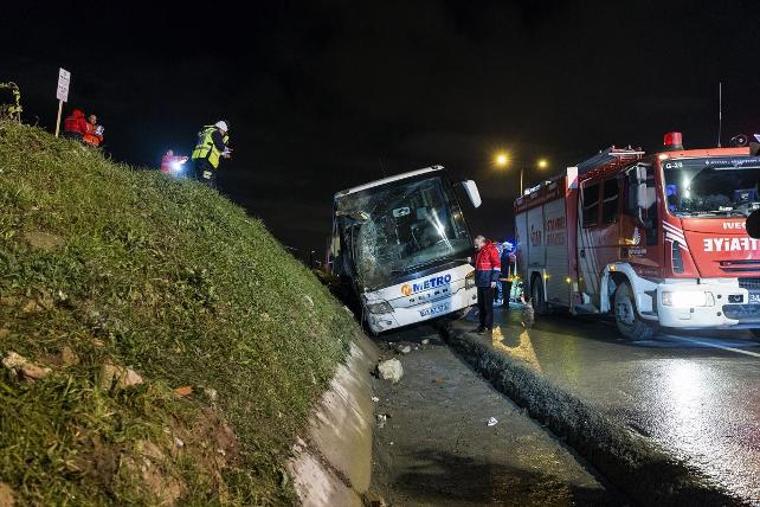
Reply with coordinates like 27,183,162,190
515,133,760,339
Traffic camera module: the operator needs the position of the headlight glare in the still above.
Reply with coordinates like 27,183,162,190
661,290,714,308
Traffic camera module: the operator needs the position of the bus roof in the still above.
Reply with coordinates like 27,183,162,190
334,165,444,198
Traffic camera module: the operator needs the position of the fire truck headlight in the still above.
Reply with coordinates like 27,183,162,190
465,271,476,289
661,290,714,308
366,301,394,314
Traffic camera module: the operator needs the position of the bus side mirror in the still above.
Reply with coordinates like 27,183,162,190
461,180,482,208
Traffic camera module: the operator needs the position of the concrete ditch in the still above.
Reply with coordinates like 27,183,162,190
439,320,745,506
287,335,378,506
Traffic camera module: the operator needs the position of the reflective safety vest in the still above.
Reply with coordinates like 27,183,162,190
191,125,229,169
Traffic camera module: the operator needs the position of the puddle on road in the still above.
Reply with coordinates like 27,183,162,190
490,326,543,373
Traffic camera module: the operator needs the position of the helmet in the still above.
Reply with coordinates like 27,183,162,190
215,120,229,132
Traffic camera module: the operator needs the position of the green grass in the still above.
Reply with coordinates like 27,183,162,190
0,121,359,505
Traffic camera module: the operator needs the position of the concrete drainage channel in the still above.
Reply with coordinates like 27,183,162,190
287,335,378,507
437,321,745,507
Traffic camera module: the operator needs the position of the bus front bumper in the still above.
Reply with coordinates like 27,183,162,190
366,286,478,334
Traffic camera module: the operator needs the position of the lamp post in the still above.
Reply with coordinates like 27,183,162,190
494,152,549,194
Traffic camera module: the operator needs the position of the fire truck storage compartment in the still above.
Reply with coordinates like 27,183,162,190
516,182,571,308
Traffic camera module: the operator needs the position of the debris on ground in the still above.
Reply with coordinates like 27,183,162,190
377,414,388,428
202,386,219,402
396,344,412,355
487,417,499,427
377,358,404,383
174,385,193,397
372,396,380,402
421,338,430,345
2,352,51,381
0,482,15,507
59,346,79,367
99,361,144,390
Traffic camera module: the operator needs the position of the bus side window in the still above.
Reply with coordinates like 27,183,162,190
582,183,600,228
602,177,619,224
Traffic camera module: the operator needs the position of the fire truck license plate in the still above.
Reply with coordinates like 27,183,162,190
420,302,450,317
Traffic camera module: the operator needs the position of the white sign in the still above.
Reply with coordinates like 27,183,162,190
56,68,71,102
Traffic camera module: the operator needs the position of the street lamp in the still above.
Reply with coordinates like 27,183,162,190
494,151,509,168
492,152,549,194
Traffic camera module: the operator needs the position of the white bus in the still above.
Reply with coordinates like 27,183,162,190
328,165,482,334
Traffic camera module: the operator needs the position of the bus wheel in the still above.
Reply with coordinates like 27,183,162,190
530,276,548,316
613,283,657,340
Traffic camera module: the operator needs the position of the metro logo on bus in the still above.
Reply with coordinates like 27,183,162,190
703,237,760,252
401,273,452,296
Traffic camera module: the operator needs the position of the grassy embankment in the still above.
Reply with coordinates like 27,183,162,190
0,121,359,505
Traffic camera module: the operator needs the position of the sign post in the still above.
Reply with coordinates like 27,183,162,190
54,68,70,137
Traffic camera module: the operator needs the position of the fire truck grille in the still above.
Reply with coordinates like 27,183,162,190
739,278,760,292
723,304,760,323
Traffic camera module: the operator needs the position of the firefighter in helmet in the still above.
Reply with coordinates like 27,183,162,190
190,120,231,188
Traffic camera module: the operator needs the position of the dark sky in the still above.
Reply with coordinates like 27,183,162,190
4,1,760,255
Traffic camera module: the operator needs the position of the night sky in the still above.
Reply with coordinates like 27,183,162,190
4,1,760,255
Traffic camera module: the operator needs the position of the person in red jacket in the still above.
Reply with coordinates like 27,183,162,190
160,150,189,176
473,235,501,334
82,114,104,147
62,108,87,140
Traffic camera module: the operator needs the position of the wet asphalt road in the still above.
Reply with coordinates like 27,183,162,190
455,304,760,504
369,325,614,506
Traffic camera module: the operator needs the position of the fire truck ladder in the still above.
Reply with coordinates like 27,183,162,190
576,146,645,175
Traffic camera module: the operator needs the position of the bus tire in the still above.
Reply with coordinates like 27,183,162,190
530,275,548,316
613,282,657,340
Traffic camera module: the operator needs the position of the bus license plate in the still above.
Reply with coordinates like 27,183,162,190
420,302,450,317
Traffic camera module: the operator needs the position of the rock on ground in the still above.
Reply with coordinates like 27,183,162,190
99,362,144,390
2,352,51,381
377,359,403,383
396,344,412,355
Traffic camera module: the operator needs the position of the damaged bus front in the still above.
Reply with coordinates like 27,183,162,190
328,165,482,334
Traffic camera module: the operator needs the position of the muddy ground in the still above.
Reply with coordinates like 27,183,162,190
368,324,621,506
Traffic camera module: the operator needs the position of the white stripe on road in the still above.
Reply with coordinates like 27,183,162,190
666,335,760,358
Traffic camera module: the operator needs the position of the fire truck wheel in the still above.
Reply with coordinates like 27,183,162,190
530,276,548,316
613,283,657,340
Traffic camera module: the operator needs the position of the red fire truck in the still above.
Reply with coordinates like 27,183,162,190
515,132,760,339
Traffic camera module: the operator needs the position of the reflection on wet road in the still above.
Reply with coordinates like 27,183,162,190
465,306,760,503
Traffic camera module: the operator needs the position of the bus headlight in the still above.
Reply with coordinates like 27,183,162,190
366,301,394,314
465,271,476,289
661,290,714,308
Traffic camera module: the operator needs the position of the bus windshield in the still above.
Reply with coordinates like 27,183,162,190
337,175,471,290
663,157,760,217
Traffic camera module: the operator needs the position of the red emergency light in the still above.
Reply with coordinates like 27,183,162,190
663,131,684,150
